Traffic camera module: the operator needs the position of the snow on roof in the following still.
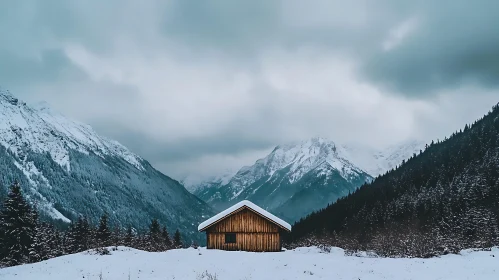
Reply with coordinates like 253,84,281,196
198,200,292,232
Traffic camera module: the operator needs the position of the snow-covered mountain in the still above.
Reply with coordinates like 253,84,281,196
195,138,373,222
192,137,426,222
182,169,237,193
339,140,426,177
0,89,213,241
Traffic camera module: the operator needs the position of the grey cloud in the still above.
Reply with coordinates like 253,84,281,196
361,0,499,94
0,50,84,87
92,84,288,164
162,0,280,51
0,1,92,92
116,131,276,164
160,0,499,93
1,0,498,180
4,0,498,95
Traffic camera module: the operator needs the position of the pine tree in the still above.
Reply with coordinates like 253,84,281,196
0,181,38,266
66,216,93,253
173,229,182,249
65,221,79,254
28,208,42,263
124,225,134,247
112,226,122,247
148,219,161,251
46,224,63,259
30,221,62,262
0,202,5,262
96,214,111,247
54,229,66,256
81,216,94,250
161,226,172,249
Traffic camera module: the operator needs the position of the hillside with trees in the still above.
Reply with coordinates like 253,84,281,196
288,103,499,257
0,182,187,268
0,90,213,243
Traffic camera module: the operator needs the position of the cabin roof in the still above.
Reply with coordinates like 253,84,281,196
198,200,292,232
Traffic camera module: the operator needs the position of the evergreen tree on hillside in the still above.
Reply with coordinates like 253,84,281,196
66,216,94,253
149,219,161,236
288,103,499,257
0,181,38,266
173,229,182,248
112,226,122,247
124,225,134,247
0,185,184,268
44,223,63,259
30,221,61,262
64,221,78,254
0,204,5,263
148,219,161,251
161,226,172,249
96,214,111,247
81,216,94,250
28,207,42,263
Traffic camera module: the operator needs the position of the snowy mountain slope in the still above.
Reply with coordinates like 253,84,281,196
195,138,372,221
0,89,213,241
0,94,143,172
1,246,498,280
189,140,426,195
338,140,426,177
191,137,426,222
182,169,237,192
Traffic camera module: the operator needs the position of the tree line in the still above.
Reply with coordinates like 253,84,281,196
287,103,499,257
0,181,186,268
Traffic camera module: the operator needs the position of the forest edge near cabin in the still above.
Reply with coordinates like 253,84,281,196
198,200,291,252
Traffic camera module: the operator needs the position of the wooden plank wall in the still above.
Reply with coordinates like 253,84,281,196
206,208,282,252
207,232,280,252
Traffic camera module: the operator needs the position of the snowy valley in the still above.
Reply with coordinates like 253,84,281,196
1,246,498,280
2,1,499,279
0,90,497,280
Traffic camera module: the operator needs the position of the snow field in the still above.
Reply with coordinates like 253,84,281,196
1,246,498,280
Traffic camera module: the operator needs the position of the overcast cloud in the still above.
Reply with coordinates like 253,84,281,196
0,0,498,180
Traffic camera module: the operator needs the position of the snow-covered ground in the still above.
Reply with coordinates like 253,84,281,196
1,246,498,280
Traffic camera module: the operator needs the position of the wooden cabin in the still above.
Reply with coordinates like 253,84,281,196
198,200,291,252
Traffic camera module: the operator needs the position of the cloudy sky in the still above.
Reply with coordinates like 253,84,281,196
1,0,498,180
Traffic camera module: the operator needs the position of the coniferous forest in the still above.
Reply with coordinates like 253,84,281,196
287,103,499,257
0,182,188,268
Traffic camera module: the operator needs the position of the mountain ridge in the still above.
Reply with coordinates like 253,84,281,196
194,137,375,222
0,88,213,242
188,138,426,195
288,103,499,257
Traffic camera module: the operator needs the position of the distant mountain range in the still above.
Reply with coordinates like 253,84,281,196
187,137,425,222
0,89,213,242
183,169,237,193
